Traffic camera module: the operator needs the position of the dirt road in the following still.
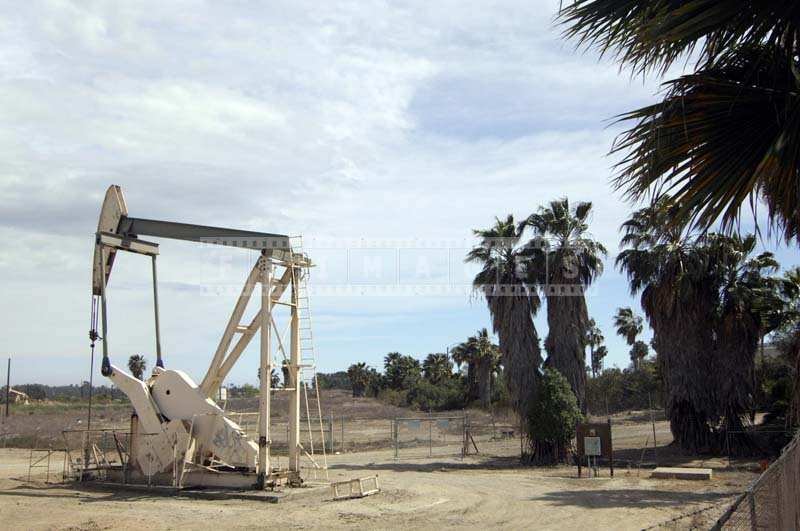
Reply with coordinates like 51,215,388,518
0,447,754,530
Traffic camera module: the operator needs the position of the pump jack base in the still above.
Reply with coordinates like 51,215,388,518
99,467,303,491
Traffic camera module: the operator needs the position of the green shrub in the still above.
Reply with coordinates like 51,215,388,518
585,359,663,415
407,378,465,411
526,368,583,464
378,388,408,407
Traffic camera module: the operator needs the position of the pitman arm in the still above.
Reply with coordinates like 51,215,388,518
105,364,162,434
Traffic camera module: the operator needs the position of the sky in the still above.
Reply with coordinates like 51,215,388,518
1,0,797,387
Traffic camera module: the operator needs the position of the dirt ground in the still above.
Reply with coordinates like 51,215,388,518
0,400,763,530
0,443,756,530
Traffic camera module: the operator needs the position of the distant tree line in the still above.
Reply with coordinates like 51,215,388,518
1,383,126,402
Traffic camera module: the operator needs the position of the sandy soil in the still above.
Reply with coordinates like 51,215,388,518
0,445,755,530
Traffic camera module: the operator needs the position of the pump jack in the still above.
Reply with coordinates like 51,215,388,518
91,185,315,489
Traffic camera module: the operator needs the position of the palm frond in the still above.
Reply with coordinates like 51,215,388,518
560,0,800,74
612,44,800,241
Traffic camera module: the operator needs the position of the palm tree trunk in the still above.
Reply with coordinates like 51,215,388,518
544,291,588,414
715,314,759,454
488,294,542,419
650,296,717,453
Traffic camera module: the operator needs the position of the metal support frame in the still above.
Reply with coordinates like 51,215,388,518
257,255,273,488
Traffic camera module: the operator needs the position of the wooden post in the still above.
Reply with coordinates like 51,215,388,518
393,418,399,459
608,418,614,477
341,415,345,453
428,411,433,457
577,422,582,478
4,357,9,419
648,392,658,466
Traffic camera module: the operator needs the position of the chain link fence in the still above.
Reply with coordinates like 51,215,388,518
714,432,800,530
226,411,522,460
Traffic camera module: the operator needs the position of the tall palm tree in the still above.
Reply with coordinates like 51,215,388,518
127,355,147,380
613,307,643,346
617,198,719,452
466,215,543,419
521,198,607,413
422,353,453,385
560,1,800,241
591,345,608,377
706,234,783,439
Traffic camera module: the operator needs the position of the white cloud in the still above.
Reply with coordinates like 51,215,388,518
1,0,702,384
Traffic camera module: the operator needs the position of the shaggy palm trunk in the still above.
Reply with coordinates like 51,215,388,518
646,283,717,453
477,358,492,408
544,287,589,414
716,313,759,454
487,291,541,421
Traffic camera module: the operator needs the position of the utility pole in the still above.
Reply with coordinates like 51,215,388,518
4,357,10,419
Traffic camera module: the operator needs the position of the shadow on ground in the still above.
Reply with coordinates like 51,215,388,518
532,488,734,509
329,456,525,473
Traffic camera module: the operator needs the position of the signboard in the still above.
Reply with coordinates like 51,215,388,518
576,421,614,477
584,436,601,456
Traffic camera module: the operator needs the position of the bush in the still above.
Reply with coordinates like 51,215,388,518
407,378,465,411
378,388,408,407
585,359,663,415
526,368,583,464
755,354,795,424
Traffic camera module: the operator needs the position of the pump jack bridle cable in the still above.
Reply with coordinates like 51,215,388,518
87,295,100,431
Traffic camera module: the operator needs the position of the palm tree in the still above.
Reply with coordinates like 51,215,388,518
561,1,800,425
585,318,604,376
422,353,453,385
466,215,543,419
629,340,649,370
560,1,800,242
617,198,718,452
473,328,502,408
706,234,784,439
521,198,607,413
127,355,146,380
591,345,608,377
450,340,478,402
347,362,371,397
613,307,643,347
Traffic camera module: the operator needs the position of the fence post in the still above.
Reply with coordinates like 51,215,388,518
341,415,345,453
461,413,468,458
428,411,433,457
393,417,399,459
329,414,334,453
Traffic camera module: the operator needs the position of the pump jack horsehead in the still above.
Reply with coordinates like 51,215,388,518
91,185,315,489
